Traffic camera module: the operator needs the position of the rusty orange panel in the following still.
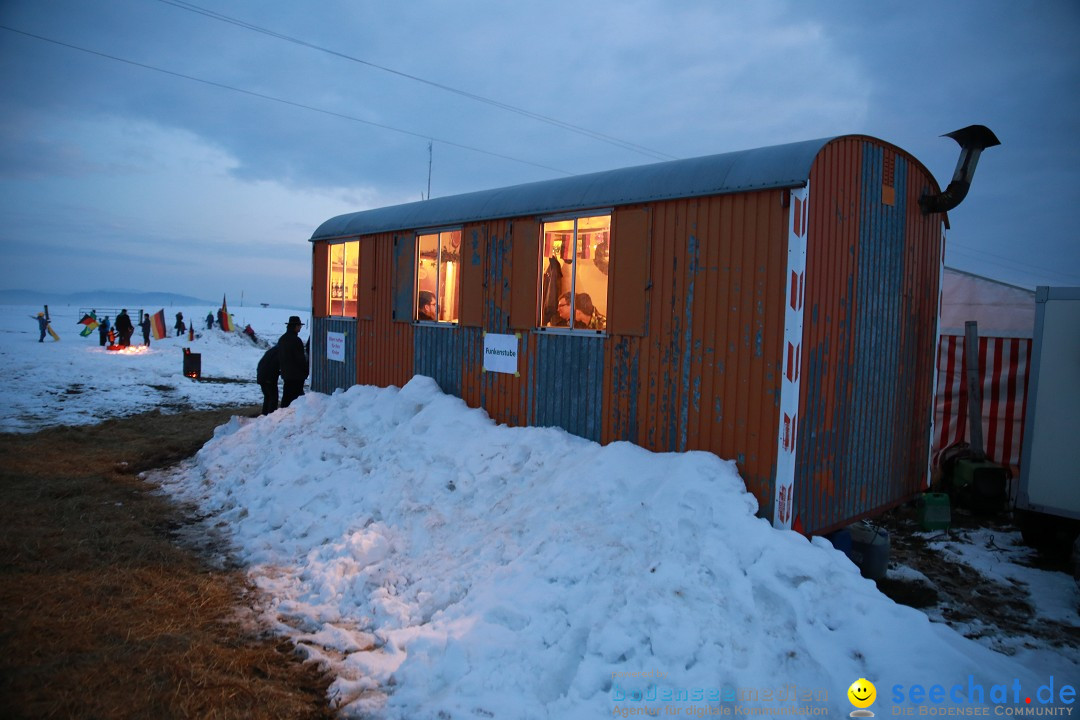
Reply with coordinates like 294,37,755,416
509,218,539,330
458,219,531,429
459,223,485,327
601,190,788,512
795,136,945,534
355,232,412,389
312,242,328,316
609,206,650,336
357,237,375,321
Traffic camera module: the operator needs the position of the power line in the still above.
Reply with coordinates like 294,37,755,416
154,0,679,162
947,244,1080,285
0,24,573,176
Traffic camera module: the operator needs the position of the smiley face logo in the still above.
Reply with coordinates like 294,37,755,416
847,678,877,715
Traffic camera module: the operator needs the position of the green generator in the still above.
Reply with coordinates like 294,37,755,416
948,457,1009,514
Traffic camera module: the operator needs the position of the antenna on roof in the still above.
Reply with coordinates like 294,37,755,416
424,141,432,200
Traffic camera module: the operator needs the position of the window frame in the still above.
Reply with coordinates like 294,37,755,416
536,210,612,336
414,226,463,326
326,240,360,319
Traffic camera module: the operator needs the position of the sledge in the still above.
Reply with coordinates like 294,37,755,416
43,304,60,341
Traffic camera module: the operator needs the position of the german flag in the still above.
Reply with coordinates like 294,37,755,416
78,312,99,337
150,309,168,340
219,294,235,332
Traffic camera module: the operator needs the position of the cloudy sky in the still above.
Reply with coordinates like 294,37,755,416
1,0,1077,308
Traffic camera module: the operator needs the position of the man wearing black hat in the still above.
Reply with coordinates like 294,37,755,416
277,316,308,408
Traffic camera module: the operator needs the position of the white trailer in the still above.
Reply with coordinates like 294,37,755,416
1016,286,1080,563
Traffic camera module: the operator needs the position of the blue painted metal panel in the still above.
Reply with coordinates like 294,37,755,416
414,325,463,397
392,233,414,322
311,138,833,240
531,333,605,442
795,137,940,533
840,144,908,518
609,337,641,444
310,317,357,394
833,143,911,520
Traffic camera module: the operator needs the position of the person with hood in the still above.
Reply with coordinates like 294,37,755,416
277,316,308,408
174,312,186,337
98,316,110,347
139,311,151,346
115,309,134,347
256,344,280,415
32,312,48,342
206,311,214,330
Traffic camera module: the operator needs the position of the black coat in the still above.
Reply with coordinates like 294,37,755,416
257,345,280,384
115,312,133,335
277,330,308,382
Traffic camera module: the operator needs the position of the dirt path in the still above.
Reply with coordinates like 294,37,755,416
0,407,334,720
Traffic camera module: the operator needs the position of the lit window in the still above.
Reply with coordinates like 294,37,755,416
538,215,609,331
416,229,461,323
328,241,360,317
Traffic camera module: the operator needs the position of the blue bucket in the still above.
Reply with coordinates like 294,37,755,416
848,522,890,580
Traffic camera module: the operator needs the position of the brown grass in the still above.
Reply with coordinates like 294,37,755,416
0,407,335,719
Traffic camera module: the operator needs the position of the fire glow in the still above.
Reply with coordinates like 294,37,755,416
106,345,149,355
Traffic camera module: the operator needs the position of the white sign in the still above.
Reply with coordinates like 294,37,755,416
327,331,346,362
483,332,519,375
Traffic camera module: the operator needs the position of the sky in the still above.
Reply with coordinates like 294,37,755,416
1,1,1078,308
2,302,1077,717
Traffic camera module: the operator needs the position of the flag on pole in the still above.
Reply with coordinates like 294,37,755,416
78,312,99,337
150,309,168,340
219,294,235,332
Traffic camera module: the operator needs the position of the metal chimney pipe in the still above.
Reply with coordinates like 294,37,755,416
919,125,1001,215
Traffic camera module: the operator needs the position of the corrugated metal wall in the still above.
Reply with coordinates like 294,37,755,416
310,139,946,533
457,220,532,426
356,233,413,389
414,325,462,397
532,333,606,441
795,138,943,533
601,192,788,514
310,317,357,393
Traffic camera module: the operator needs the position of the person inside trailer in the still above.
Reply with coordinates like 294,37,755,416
417,290,438,322
548,292,605,330
573,292,605,330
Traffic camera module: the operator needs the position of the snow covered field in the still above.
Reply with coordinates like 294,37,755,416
2,301,1077,718
0,302,304,432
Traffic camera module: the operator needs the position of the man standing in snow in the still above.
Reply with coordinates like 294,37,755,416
256,344,280,415
277,316,308,408
115,309,134,347
139,311,151,346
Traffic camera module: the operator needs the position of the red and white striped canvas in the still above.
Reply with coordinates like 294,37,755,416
933,334,1031,471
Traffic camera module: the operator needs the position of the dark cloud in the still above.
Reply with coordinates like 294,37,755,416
1,0,1077,305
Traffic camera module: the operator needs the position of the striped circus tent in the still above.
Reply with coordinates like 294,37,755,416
933,268,1035,473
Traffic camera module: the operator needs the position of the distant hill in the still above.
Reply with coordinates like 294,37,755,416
0,289,216,308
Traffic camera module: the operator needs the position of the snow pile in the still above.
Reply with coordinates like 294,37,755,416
155,377,1053,718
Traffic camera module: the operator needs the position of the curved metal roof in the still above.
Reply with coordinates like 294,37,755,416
311,136,836,240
